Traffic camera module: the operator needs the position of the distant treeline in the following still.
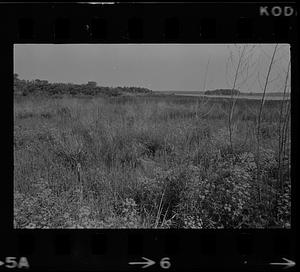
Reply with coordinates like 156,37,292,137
204,89,240,96
13,74,152,97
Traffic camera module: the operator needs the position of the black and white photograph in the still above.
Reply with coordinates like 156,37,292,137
13,44,291,229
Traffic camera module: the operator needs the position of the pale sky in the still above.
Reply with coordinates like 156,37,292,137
14,44,290,93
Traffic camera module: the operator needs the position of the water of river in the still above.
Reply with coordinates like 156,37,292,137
175,94,290,101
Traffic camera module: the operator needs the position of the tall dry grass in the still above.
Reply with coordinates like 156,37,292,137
14,95,290,228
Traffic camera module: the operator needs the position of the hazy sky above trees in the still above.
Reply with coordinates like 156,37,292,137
14,44,290,93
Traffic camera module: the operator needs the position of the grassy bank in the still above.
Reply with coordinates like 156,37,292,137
14,95,291,228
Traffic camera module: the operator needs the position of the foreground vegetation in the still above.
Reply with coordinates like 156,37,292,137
14,94,291,228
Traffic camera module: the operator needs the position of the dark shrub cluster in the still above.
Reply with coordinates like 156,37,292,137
14,74,152,97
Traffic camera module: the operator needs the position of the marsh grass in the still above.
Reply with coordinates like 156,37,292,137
14,95,291,228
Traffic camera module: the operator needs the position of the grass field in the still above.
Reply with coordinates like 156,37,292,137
13,94,291,228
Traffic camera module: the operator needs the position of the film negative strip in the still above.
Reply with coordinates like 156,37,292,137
0,1,297,271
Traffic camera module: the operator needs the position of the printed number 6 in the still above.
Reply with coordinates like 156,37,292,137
160,257,171,269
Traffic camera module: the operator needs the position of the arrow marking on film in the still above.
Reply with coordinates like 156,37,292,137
270,258,295,269
129,257,155,269
0,260,4,266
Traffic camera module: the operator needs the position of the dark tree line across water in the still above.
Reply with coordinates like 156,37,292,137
13,74,152,97
204,89,240,96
